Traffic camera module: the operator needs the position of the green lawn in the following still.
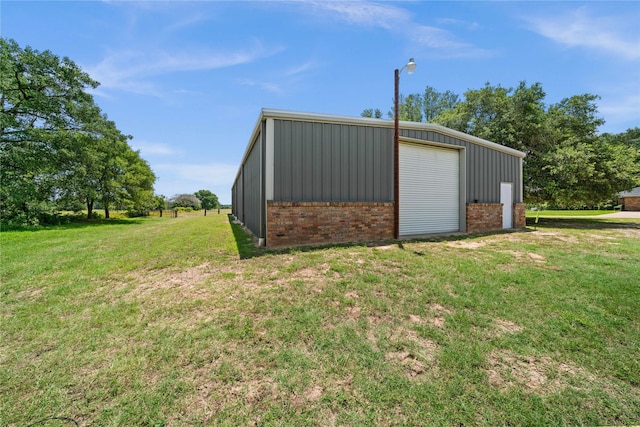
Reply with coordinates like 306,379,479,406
526,209,616,218
2,212,639,426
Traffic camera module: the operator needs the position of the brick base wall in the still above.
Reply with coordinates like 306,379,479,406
623,196,640,211
267,201,394,248
466,203,503,233
466,203,526,232
514,203,526,228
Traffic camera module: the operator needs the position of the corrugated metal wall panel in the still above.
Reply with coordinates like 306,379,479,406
322,123,332,200
243,134,262,237
235,169,244,223
232,183,238,218
268,119,520,205
273,120,393,202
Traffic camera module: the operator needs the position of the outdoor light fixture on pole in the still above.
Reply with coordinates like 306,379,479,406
394,58,416,239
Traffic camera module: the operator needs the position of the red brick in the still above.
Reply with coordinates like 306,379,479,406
623,196,640,211
267,201,393,248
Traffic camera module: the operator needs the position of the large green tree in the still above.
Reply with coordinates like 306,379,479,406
423,86,460,122
364,81,639,207
194,189,219,215
119,149,156,217
536,95,638,206
361,86,460,123
1,37,100,223
58,112,156,219
1,38,156,224
360,108,383,119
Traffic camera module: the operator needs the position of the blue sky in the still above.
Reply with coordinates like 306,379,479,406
2,1,639,204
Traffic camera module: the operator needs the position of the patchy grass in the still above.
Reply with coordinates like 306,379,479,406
1,211,639,426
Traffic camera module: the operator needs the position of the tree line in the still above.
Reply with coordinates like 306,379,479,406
363,83,639,208
1,38,157,225
159,191,220,215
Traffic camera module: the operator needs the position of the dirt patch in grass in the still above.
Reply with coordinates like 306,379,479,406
273,262,337,292
344,291,362,319
296,263,332,278
446,240,487,249
292,385,324,408
373,244,399,251
427,303,453,329
346,305,361,319
406,304,453,329
485,350,602,395
489,318,523,337
617,227,640,238
499,250,546,264
124,262,218,299
14,287,45,302
230,378,279,406
535,231,580,243
487,351,559,393
364,315,440,379
386,327,439,379
385,351,429,378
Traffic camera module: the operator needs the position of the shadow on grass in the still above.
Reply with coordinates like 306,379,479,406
1,217,147,233
527,217,640,230
227,214,262,259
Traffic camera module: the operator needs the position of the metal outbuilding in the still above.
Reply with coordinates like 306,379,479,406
232,109,526,248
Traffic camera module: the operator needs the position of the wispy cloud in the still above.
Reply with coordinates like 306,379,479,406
284,60,318,77
165,12,209,32
301,0,493,58
436,18,480,32
237,59,319,95
307,0,410,30
524,7,640,60
86,41,284,96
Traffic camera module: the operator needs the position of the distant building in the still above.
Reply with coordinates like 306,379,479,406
618,187,640,211
232,109,526,248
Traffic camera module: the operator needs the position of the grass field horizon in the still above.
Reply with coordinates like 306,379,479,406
2,211,639,425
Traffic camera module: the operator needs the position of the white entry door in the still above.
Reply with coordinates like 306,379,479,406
501,182,513,229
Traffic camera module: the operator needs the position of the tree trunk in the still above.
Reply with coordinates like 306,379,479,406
87,200,94,219
204,209,207,216
104,204,110,219
159,209,163,217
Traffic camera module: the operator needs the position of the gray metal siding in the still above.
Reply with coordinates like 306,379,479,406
231,183,237,217
270,120,520,204
243,132,262,237
400,129,522,203
235,169,244,223
273,120,393,202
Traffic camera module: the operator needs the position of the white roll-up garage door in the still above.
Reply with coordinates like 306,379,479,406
399,143,460,236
